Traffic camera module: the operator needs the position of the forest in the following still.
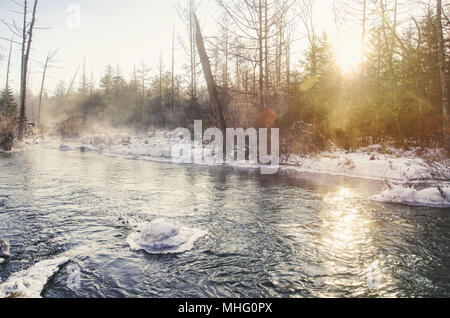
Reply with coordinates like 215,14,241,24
0,0,449,155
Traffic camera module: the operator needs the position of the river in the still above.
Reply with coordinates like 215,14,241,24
1,144,449,297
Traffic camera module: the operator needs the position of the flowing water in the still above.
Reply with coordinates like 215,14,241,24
0,144,449,298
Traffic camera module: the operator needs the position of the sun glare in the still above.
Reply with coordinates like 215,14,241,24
337,34,363,74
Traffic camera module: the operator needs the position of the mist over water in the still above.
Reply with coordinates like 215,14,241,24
1,145,450,298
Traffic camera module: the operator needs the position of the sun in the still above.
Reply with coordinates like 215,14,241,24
336,33,363,73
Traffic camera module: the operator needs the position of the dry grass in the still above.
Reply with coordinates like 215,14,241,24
0,114,17,151
54,116,84,138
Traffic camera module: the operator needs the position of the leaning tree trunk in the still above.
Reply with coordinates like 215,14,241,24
437,0,450,153
194,15,227,133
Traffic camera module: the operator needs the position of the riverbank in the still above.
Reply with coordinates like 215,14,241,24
13,131,449,185
8,131,450,207
71,132,449,184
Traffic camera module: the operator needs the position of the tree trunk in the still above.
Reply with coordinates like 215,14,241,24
361,0,367,68
66,65,80,98
194,15,227,133
437,0,450,152
19,0,38,139
5,37,13,95
18,0,28,140
264,0,269,101
258,0,264,110
159,52,164,124
171,23,176,117
38,60,48,126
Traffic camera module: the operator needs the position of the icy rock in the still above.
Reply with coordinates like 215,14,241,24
128,218,206,254
59,144,71,151
0,239,11,258
79,145,94,153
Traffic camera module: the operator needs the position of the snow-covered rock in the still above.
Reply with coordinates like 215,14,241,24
0,239,10,258
371,186,450,208
0,257,69,298
127,218,207,254
59,144,71,152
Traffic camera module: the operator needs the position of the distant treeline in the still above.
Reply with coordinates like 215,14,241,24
1,0,449,154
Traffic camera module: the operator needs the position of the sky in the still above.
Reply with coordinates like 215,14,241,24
0,0,366,95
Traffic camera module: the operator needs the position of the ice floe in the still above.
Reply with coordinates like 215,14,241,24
0,257,69,298
371,186,450,208
127,218,207,254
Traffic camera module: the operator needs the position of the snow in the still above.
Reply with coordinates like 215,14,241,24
0,257,69,298
283,151,435,183
0,239,10,258
371,186,450,208
69,131,449,184
8,130,444,187
127,218,207,254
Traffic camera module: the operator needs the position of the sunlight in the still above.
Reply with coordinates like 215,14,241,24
325,187,353,203
337,34,363,74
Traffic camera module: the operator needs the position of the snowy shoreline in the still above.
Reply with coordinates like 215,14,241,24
6,131,449,208
76,132,449,184
10,131,448,185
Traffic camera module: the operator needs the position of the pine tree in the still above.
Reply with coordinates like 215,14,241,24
0,85,18,116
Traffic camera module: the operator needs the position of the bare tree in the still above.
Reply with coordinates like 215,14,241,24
79,54,88,96
159,51,164,123
216,0,294,110
437,0,450,152
171,22,176,116
66,64,81,97
4,36,14,99
138,61,151,99
8,0,39,139
37,48,58,125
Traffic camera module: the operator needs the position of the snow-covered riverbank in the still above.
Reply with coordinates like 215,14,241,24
14,130,445,185
69,132,449,184
8,131,449,208
282,148,446,184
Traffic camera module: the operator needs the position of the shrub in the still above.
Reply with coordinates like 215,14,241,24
54,116,84,138
0,114,17,151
